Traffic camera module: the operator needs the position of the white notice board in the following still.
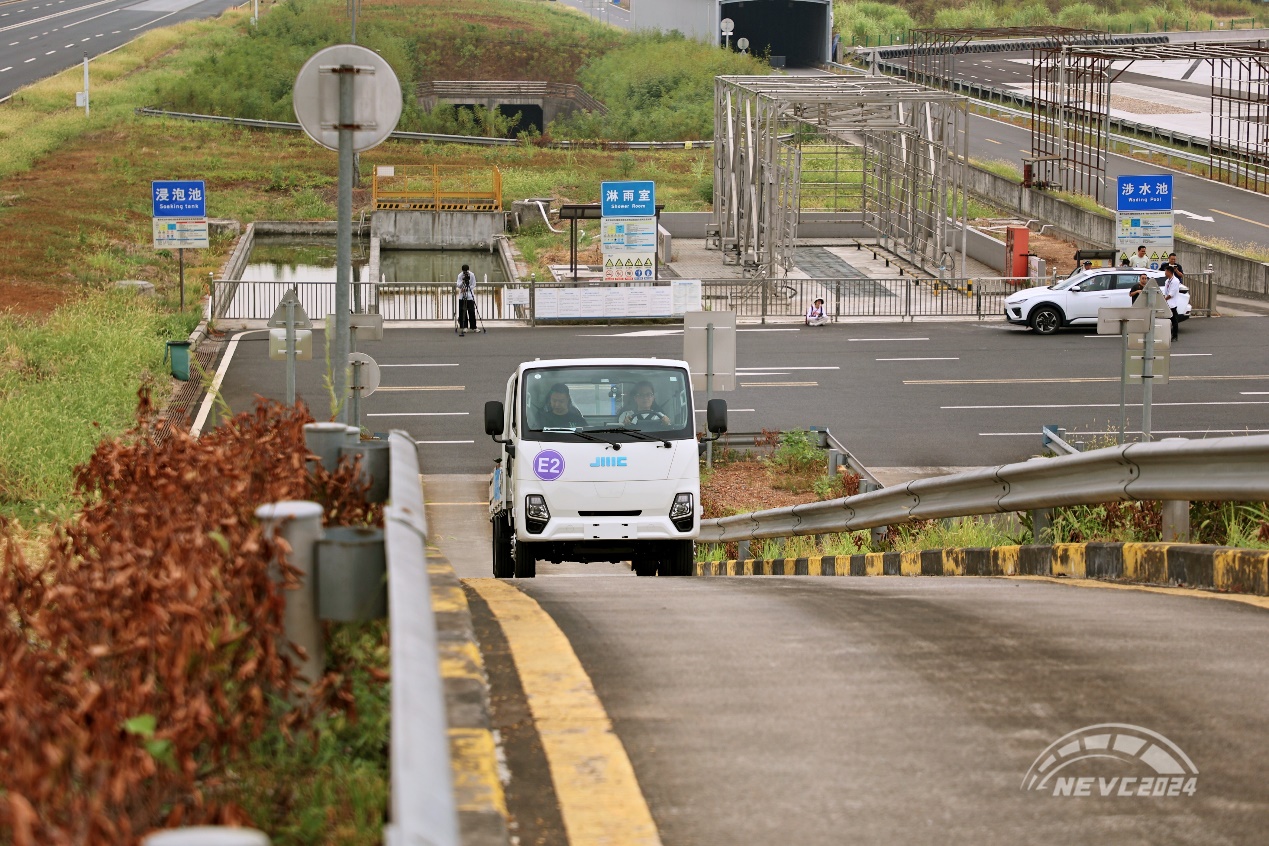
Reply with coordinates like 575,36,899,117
531,282,700,319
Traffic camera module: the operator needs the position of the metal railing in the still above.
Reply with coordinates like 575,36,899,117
418,80,608,114
699,434,1269,543
372,165,503,211
383,431,459,846
213,278,1032,324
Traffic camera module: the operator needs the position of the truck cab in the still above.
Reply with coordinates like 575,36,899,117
485,357,727,578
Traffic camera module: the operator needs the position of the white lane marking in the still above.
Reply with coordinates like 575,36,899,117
129,10,175,30
732,371,789,376
850,337,929,342
736,366,839,370
740,381,819,387
982,429,1269,437
43,48,53,53
986,138,1002,145
23,56,34,61
415,439,475,444
1170,353,1211,357
738,328,800,332
0,66,10,72
365,411,468,417
0,0,115,33
377,362,459,367
192,330,267,436
1176,209,1215,222
695,408,754,413
876,357,959,361
579,329,682,337
63,6,118,28
946,401,1269,410
373,385,464,392
1241,392,1269,395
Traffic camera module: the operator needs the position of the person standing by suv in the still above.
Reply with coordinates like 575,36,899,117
1162,266,1182,341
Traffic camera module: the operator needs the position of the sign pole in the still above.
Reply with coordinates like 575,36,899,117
706,322,714,469
286,295,297,405
1141,284,1157,442
82,53,89,117
333,66,354,423
1119,322,1128,445
178,248,185,311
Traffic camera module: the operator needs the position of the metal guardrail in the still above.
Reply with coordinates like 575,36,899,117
699,434,1269,543
212,277,1034,323
418,80,609,114
136,107,712,149
372,164,502,211
383,431,459,846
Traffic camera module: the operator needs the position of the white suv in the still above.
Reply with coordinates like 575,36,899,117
1005,268,1191,335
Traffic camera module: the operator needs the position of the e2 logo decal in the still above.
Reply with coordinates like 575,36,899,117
533,449,565,481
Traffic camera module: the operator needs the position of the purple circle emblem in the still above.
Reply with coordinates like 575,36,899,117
532,449,566,481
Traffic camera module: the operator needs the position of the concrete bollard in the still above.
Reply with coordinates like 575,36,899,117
1162,501,1191,542
341,440,391,503
143,828,270,846
1031,507,1054,544
255,501,325,687
304,422,349,475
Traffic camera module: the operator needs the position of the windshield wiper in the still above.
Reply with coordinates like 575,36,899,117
585,426,672,448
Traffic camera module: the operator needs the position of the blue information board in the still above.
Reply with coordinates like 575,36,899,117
152,180,206,218
601,181,656,217
1115,175,1173,212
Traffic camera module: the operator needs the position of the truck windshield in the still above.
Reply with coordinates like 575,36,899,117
523,365,695,442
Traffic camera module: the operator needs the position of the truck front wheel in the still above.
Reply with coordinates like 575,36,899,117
513,538,537,578
660,540,696,577
492,513,514,578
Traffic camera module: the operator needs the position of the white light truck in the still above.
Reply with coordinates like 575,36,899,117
484,357,728,578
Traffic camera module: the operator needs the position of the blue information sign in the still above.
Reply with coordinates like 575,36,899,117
1115,175,1173,212
152,180,206,218
601,180,656,217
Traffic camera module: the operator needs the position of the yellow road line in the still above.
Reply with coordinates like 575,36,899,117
374,385,465,392
1210,208,1269,231
904,374,1269,385
466,579,662,846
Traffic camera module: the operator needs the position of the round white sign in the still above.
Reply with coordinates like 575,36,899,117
347,351,381,398
720,17,734,34
293,44,402,153
737,37,750,50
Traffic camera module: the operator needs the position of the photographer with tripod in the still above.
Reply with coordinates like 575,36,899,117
455,264,479,336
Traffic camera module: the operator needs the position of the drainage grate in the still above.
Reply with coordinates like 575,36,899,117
153,335,226,445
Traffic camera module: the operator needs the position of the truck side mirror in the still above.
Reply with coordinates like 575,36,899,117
484,400,505,437
706,399,728,435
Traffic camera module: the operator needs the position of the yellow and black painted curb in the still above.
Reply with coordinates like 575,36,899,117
694,542,1269,596
427,551,512,846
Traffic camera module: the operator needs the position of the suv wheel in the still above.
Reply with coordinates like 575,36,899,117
1030,305,1062,335
492,513,514,578
512,538,537,578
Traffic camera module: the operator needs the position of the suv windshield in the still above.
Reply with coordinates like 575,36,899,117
523,365,694,442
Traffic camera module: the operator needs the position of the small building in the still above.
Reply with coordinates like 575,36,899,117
634,0,833,67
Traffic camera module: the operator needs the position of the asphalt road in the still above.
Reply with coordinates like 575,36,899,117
482,574,1269,846
0,0,240,99
212,317,1269,479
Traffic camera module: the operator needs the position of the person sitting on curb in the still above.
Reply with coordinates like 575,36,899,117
806,298,828,327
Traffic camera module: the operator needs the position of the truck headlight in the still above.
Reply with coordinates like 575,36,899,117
525,494,550,533
669,493,694,532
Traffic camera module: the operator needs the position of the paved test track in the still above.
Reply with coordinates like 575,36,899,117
467,572,1269,845
0,0,240,99
212,317,1269,478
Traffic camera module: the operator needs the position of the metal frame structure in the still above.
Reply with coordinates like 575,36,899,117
908,27,1105,92
1031,40,1269,200
711,75,969,279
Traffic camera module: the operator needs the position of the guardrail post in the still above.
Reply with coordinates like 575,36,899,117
1030,508,1054,544
254,501,325,687
737,540,750,561
305,421,350,474
1162,501,1191,542
143,827,271,846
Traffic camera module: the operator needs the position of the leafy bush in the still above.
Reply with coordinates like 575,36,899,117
0,396,382,843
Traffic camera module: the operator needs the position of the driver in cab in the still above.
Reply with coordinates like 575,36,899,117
618,381,671,428
538,383,588,429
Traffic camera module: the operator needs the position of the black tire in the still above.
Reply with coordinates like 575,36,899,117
632,554,658,577
658,540,696,577
1029,305,1062,335
513,538,537,579
492,513,514,578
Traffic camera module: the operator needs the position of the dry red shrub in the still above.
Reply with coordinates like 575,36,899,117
0,391,380,844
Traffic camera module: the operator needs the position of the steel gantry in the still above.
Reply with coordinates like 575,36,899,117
710,75,969,279
1030,39,1269,200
